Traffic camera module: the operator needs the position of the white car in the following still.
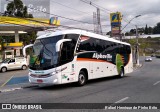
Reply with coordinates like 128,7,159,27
145,56,152,62
0,57,27,72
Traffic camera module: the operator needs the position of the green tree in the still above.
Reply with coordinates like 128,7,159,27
128,39,136,45
144,24,148,34
130,29,136,35
140,38,150,53
125,32,129,36
0,36,5,60
153,22,160,34
4,0,33,18
148,27,153,34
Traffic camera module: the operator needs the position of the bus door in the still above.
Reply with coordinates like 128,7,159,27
60,41,76,83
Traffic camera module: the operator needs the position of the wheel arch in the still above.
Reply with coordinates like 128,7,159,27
1,66,7,72
80,68,88,80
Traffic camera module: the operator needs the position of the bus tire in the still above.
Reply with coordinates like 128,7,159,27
119,67,124,78
1,67,7,72
77,71,87,86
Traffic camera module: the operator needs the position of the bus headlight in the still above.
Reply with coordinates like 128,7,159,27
51,72,57,75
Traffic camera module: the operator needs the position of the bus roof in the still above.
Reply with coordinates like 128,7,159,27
37,29,131,46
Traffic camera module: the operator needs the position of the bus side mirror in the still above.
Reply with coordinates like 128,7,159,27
23,44,33,57
56,39,72,52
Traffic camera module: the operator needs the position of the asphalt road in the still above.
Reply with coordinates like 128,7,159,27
0,69,28,86
0,57,160,112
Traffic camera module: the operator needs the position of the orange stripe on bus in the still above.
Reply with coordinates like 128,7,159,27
77,58,114,64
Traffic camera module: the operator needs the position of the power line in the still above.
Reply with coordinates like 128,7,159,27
0,12,97,33
51,0,108,22
3,1,111,34
30,7,94,25
80,0,112,13
79,0,143,32
51,0,91,15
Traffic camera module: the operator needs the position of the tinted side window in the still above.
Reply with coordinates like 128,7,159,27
126,45,131,54
10,59,15,63
119,44,126,54
77,36,97,52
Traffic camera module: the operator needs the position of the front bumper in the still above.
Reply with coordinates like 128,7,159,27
29,74,61,85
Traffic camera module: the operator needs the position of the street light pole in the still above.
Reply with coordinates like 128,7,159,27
136,25,140,65
121,15,141,31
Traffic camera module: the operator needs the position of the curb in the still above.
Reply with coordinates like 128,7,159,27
0,83,31,93
133,64,143,70
0,87,22,93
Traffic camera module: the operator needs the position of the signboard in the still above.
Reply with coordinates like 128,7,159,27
1,0,50,18
3,42,23,47
110,12,122,23
49,17,60,26
110,12,122,37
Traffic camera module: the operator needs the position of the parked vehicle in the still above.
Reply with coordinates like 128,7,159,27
0,57,27,72
156,55,160,58
145,56,152,62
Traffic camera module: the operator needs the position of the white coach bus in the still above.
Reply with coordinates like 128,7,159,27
23,29,133,86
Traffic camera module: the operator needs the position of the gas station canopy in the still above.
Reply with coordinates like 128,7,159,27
0,16,60,33
0,16,60,56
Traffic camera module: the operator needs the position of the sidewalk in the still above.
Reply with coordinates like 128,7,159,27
0,83,38,93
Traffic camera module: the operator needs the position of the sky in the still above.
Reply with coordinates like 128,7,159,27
1,0,160,34
49,0,160,33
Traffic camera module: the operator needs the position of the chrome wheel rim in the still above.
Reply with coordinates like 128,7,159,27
2,68,6,72
23,66,26,70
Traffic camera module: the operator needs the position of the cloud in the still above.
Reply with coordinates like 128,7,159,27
37,0,160,33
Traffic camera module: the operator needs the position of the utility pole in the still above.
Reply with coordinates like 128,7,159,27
81,0,103,34
117,13,122,41
93,12,97,33
96,8,102,34
136,25,140,65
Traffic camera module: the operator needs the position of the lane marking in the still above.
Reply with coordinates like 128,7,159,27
115,97,129,103
107,97,129,108
0,87,22,93
0,75,14,88
153,81,160,86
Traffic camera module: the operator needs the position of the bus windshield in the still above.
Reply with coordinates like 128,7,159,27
29,35,63,70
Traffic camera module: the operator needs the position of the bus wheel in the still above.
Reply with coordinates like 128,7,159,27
1,67,7,72
77,71,87,86
119,67,124,78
